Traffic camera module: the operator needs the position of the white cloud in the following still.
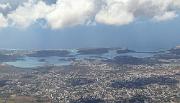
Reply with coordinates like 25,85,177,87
95,0,134,25
0,13,8,28
153,11,178,21
0,0,180,29
0,3,11,10
45,0,96,29
95,0,180,25
8,0,52,27
173,0,180,7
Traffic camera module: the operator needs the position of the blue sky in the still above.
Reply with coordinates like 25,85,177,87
0,0,180,50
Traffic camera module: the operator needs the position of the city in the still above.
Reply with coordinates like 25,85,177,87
0,47,179,103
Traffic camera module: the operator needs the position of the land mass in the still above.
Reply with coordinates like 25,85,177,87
0,47,179,103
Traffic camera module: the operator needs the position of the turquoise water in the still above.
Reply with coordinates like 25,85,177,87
4,50,155,68
5,56,72,68
76,50,154,60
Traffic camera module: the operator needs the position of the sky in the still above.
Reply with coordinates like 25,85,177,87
0,0,180,51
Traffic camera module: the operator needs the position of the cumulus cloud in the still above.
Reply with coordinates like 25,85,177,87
173,0,180,7
45,0,97,29
0,0,180,29
129,0,180,21
95,0,134,25
153,11,177,21
8,0,52,27
0,3,11,10
0,13,8,28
